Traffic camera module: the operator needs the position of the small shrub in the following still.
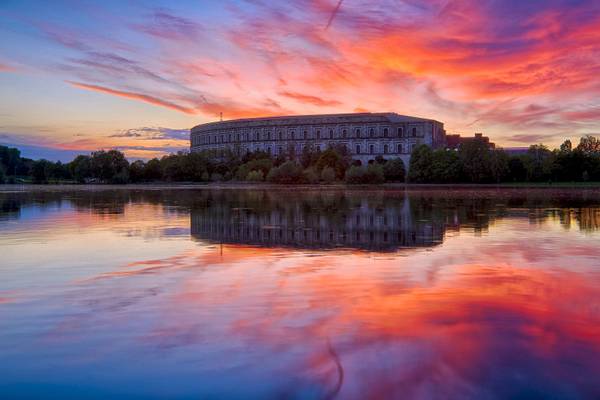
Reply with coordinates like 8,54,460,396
345,164,385,184
383,158,406,182
320,166,336,183
267,161,305,184
246,170,264,182
303,167,319,184
210,172,224,182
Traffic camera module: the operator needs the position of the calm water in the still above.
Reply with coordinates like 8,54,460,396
1,187,600,399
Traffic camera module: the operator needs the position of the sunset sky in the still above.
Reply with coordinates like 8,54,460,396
1,0,600,160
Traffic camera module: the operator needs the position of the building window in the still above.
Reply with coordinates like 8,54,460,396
291,131,295,139
356,144,361,154
384,144,388,154
369,128,374,138
278,131,282,140
329,129,333,138
279,146,283,154
397,144,402,153
236,134,240,142
316,130,320,139
383,128,388,138
342,129,347,138
355,128,361,137
369,144,374,154
267,146,271,154
412,127,417,137
303,130,307,140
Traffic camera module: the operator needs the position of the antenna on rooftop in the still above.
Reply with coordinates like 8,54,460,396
220,112,223,122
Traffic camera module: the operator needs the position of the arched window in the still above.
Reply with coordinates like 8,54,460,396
278,146,283,154
316,130,320,139
397,127,403,137
355,128,361,137
329,129,333,138
384,144,388,154
303,130,307,140
356,144,361,154
397,144,402,153
369,144,374,154
267,146,271,154
412,127,417,137
291,131,295,139
278,131,282,140
342,129,347,138
383,128,388,138
369,128,374,138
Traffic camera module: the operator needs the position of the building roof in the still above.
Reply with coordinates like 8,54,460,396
192,112,442,132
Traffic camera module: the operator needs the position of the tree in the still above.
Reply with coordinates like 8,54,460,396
507,157,527,182
577,135,600,154
382,158,406,182
144,158,162,181
267,161,305,184
0,165,5,184
0,145,21,176
129,160,146,183
458,139,492,183
320,166,336,183
559,139,572,153
69,155,92,183
31,159,50,183
430,150,461,183
489,150,509,183
90,150,130,183
246,170,264,182
408,145,434,183
345,164,384,184
524,144,553,181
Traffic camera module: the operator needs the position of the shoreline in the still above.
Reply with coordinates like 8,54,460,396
3,182,600,192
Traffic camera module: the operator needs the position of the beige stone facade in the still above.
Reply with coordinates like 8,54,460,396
190,112,446,165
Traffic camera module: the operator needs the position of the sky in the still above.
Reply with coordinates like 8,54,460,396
1,0,600,161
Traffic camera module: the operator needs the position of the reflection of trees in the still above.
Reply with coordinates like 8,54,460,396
2,188,600,238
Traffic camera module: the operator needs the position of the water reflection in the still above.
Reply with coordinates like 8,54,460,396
1,187,600,399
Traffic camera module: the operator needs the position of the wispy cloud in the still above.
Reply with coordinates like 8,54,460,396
68,81,197,114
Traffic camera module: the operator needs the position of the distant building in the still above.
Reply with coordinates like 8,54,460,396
503,147,529,156
190,112,446,165
446,133,495,150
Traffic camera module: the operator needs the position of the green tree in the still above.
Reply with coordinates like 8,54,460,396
320,166,336,183
524,144,553,181
90,150,130,183
31,159,50,183
69,155,92,183
246,170,264,182
144,158,163,181
489,150,509,183
458,139,492,183
267,161,305,184
382,158,406,182
577,135,600,154
129,160,146,183
430,150,461,183
408,145,434,183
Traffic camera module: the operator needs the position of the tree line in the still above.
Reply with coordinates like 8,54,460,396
1,135,599,184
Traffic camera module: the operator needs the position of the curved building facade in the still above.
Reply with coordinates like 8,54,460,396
190,112,446,164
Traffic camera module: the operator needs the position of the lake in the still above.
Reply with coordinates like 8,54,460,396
1,186,600,399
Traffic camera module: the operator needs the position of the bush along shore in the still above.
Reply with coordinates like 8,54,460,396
2,135,600,185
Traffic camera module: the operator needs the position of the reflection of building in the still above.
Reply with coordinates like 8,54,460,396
190,113,446,165
190,196,445,251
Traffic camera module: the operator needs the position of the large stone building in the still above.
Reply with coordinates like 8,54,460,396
190,112,446,165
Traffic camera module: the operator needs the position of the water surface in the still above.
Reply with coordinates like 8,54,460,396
1,187,600,399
